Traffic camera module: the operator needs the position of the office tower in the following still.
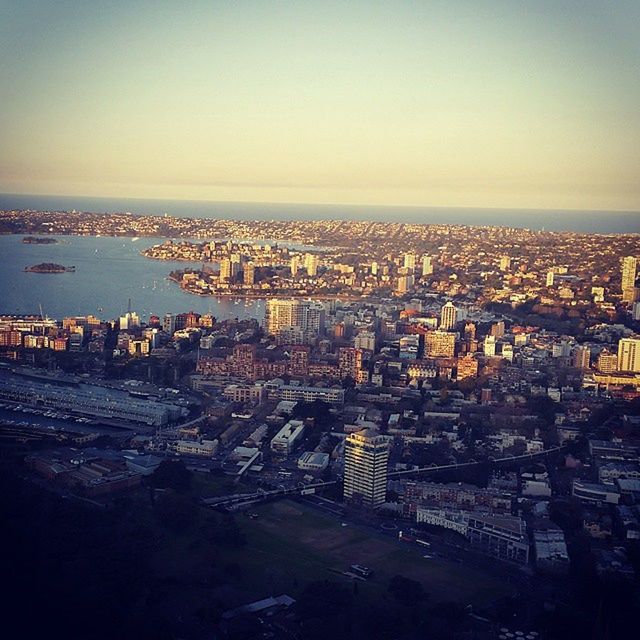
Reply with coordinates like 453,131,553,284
572,345,591,370
622,256,637,294
500,256,511,272
305,253,318,277
371,261,379,276
403,252,416,271
623,287,640,303
546,270,555,287
424,330,456,357
421,255,433,277
290,255,300,277
634,302,640,321
440,301,457,330
338,346,363,379
243,262,255,285
618,337,640,373
343,429,389,508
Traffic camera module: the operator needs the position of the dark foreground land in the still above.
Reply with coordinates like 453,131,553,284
2,463,638,640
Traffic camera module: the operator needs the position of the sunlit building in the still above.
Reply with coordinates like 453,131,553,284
622,256,637,294
439,301,457,330
343,428,389,508
618,337,640,373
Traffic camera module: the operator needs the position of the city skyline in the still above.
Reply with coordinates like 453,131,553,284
2,2,640,211
2,3,640,638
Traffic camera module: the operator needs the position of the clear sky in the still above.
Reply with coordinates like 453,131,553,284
1,1,639,211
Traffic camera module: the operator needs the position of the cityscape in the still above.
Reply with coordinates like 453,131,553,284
2,2,640,640
1,207,639,639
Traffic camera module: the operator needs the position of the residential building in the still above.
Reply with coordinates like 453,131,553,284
343,428,389,508
618,337,640,373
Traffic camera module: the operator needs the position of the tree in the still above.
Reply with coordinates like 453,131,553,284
149,460,192,492
388,574,427,606
154,489,196,532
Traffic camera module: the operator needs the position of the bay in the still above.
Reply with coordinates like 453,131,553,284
0,234,266,322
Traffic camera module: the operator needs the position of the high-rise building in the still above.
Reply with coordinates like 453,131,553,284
264,299,325,344
338,347,363,380
119,311,140,331
288,345,310,376
343,429,389,508
424,330,456,357
305,253,318,277
243,262,255,286
622,256,637,294
500,256,511,272
464,322,476,341
490,321,505,338
572,345,591,370
457,354,478,380
484,335,497,357
395,273,414,294
618,337,640,373
354,330,376,352
421,255,433,277
403,252,416,271
290,255,300,277
371,261,379,276
440,301,457,331
219,258,232,282
163,313,176,334
597,349,618,373
546,270,555,287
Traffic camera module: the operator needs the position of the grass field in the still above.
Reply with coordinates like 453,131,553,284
226,500,508,607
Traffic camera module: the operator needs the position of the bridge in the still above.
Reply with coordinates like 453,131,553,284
204,445,567,511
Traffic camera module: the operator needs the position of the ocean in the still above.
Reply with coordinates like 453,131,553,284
1,193,639,234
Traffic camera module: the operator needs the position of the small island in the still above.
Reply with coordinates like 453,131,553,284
22,236,58,244
24,263,76,273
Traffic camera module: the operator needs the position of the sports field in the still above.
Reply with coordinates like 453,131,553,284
231,499,508,606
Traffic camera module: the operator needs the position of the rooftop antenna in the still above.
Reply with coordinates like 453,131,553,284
127,297,132,314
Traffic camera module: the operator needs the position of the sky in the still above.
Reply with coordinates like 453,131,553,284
1,1,639,211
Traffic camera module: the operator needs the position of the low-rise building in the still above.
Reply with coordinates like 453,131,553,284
271,419,306,456
298,451,330,471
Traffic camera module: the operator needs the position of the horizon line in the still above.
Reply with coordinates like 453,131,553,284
1,191,640,216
